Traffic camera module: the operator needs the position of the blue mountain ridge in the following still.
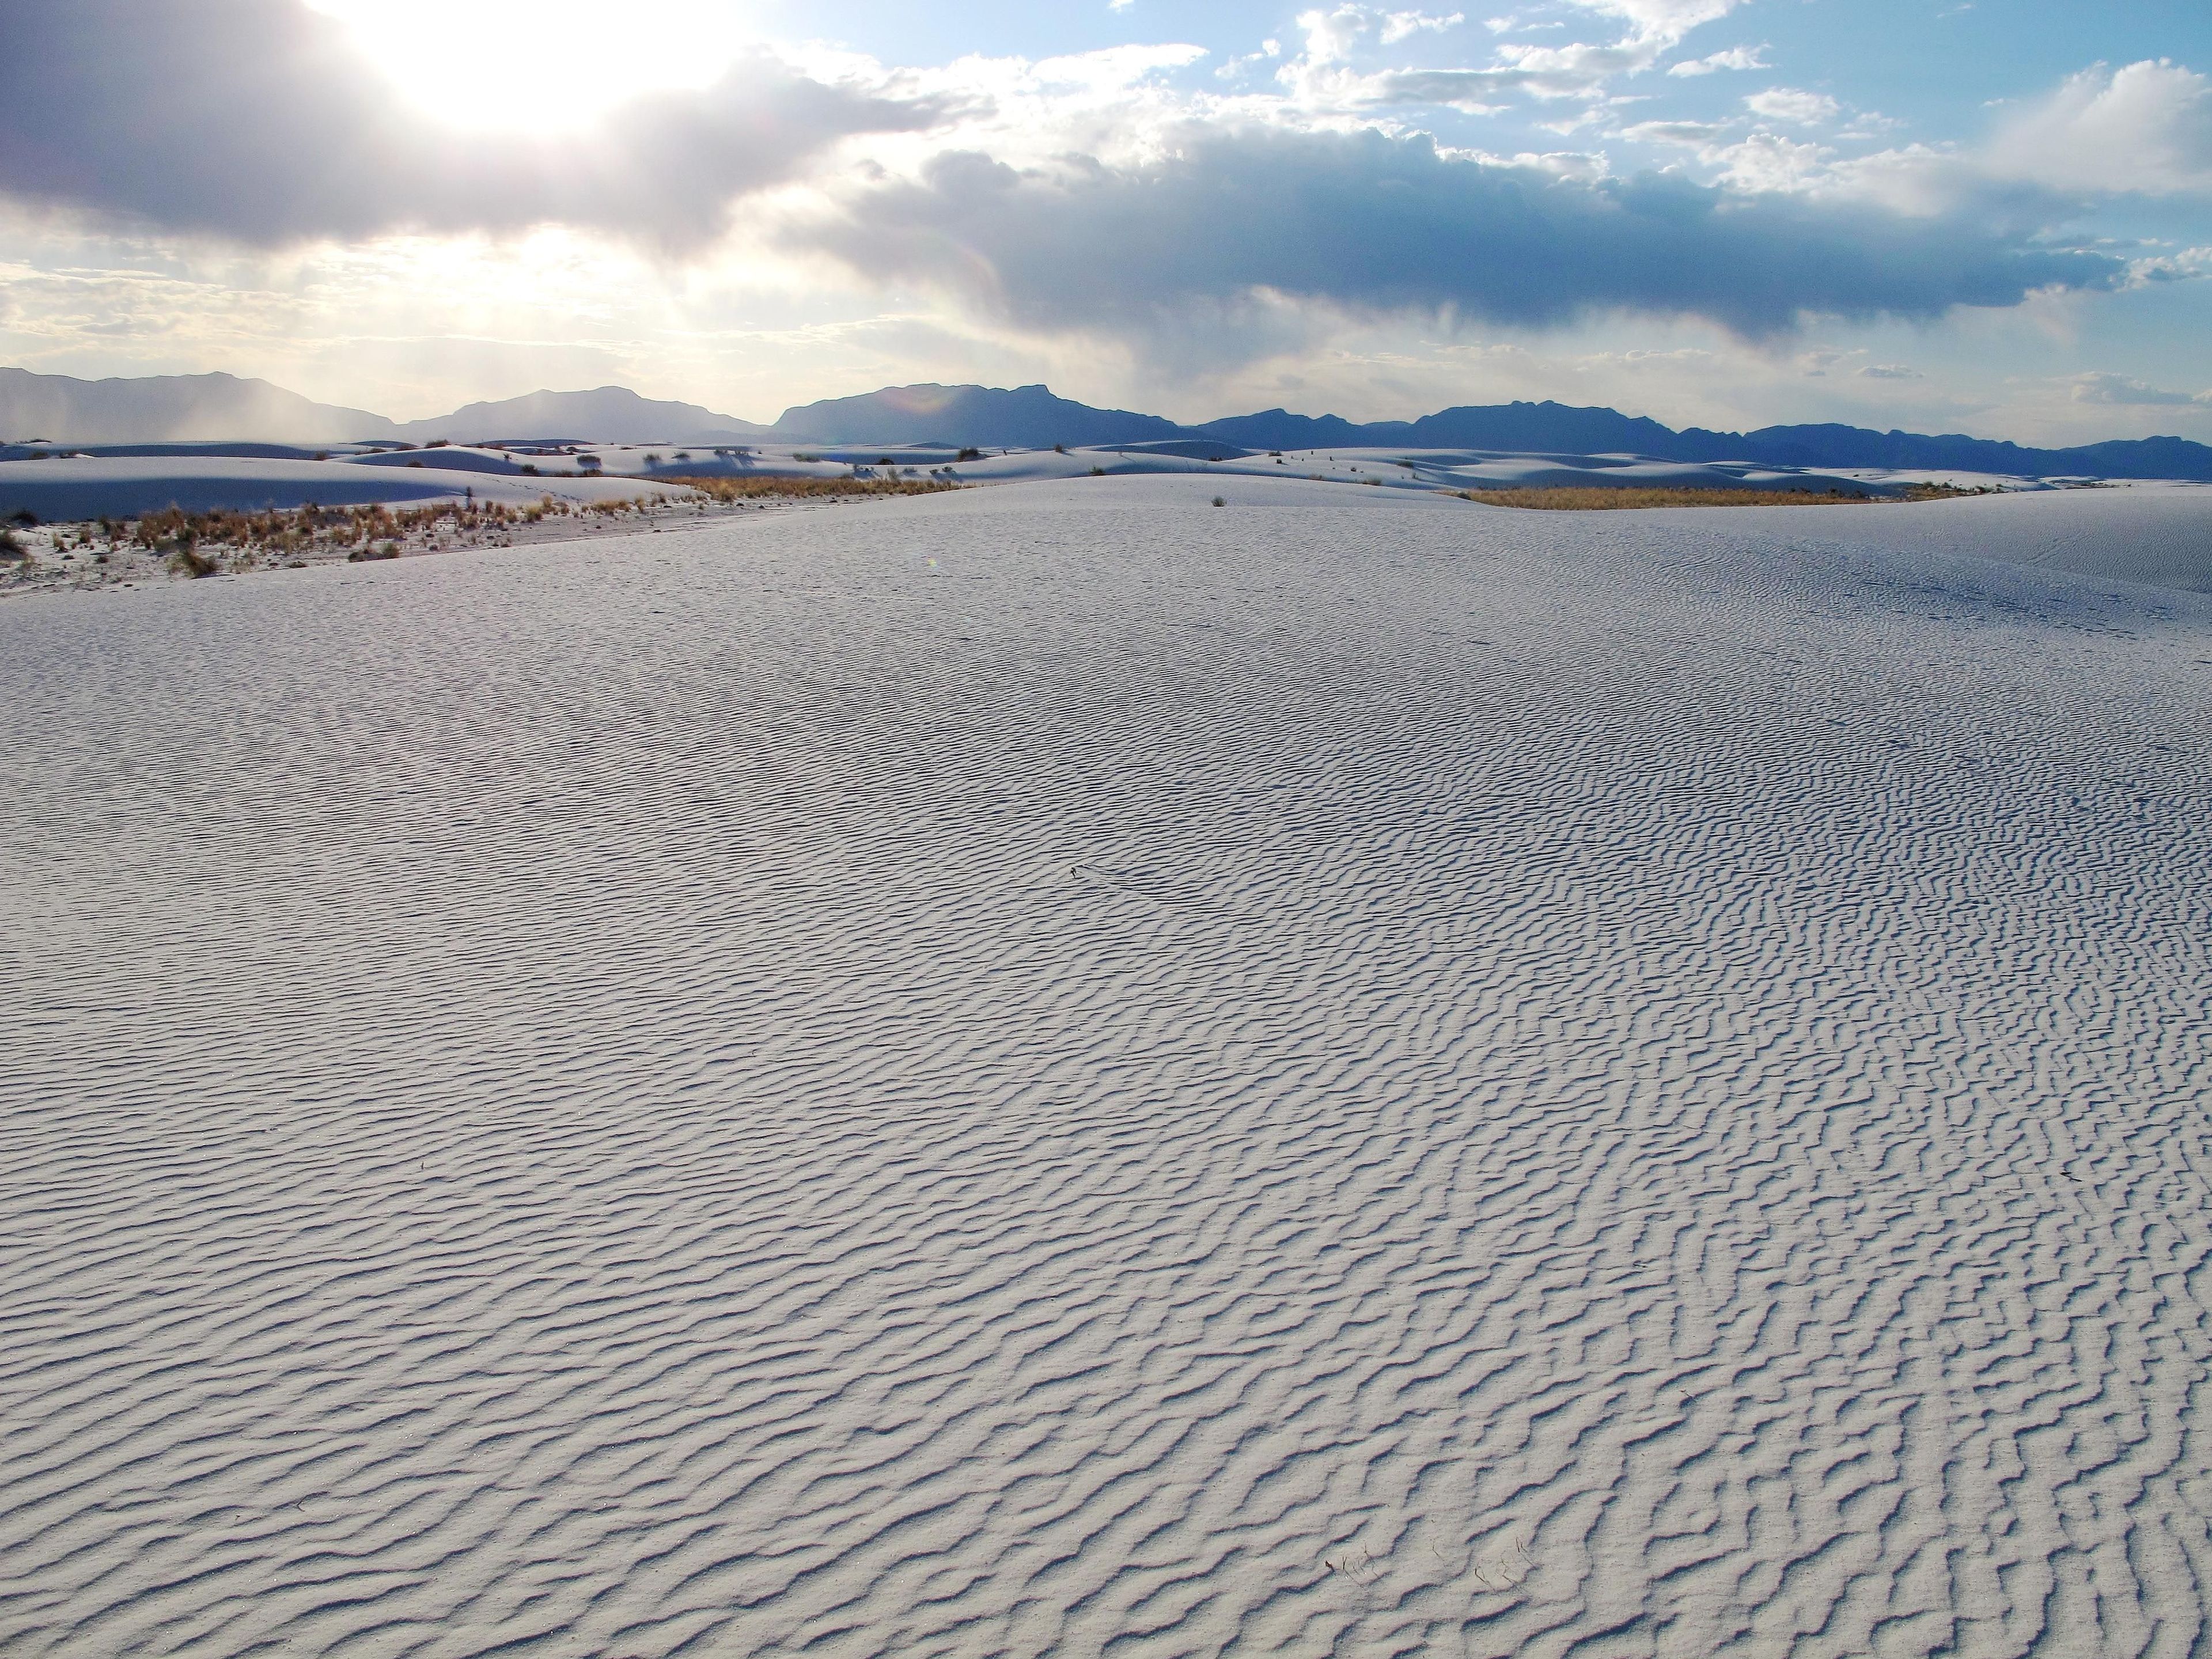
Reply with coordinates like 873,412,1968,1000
770,385,2212,482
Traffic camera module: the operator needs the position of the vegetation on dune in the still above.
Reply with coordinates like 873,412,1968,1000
664,475,961,502
1456,483,1985,510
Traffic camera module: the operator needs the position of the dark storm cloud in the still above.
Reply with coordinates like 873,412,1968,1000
0,0,949,247
804,127,2124,338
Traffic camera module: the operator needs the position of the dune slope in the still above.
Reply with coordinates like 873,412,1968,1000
3,477,2209,1658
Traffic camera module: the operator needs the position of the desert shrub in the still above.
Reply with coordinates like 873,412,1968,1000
793,452,823,464
1211,495,1226,507
1053,444,1066,454
347,541,399,562
1090,466,1105,476
644,453,663,468
0,528,26,562
956,448,982,462
168,545,219,578
427,438,450,448
9,507,37,527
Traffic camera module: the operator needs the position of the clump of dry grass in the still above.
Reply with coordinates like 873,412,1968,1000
665,475,961,503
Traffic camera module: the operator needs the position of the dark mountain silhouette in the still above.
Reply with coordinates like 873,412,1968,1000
769,383,1181,448
0,368,398,444
1192,401,2212,480
9,370,2210,480
391,387,766,446
775,386,2212,480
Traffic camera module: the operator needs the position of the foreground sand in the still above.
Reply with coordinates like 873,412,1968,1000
4,477,2209,1657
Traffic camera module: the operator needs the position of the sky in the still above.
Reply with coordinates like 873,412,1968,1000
2,0,2210,441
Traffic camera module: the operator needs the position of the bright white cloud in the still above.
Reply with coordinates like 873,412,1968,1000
1669,45,1767,76
1746,88,1842,125
1559,0,1742,49
1706,132,1834,192
1992,59,2212,196
1380,10,1465,45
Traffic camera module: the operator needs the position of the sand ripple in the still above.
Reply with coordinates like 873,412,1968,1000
3,478,2209,1656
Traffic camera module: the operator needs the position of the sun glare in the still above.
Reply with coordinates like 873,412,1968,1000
303,0,763,134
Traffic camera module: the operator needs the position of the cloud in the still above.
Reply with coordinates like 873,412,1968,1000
1282,0,1732,112
1745,89,1842,126
1619,120,1731,146
2066,372,2210,406
1991,60,2212,196
0,0,949,248
801,127,2123,348
2128,245,2212,283
1857,363,1921,380
1380,10,1466,44
1669,46,1768,77
1561,0,1743,48
1705,134,1835,192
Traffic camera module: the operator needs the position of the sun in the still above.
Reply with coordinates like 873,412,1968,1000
303,0,764,135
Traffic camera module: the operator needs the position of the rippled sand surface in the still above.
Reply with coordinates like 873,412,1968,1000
5,477,2210,1658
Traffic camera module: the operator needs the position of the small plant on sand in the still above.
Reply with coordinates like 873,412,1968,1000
956,448,982,462
1053,444,1067,454
1091,466,1105,476
168,542,219,578
1211,495,1226,507
0,528,28,563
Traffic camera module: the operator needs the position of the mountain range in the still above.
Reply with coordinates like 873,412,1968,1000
6,368,2210,481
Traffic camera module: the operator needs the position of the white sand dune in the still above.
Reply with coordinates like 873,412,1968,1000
4,476,2209,1657
1719,481,2212,594
2,441,2039,529
0,454,675,522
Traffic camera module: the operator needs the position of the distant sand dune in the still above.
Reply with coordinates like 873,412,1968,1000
3,476,2208,1657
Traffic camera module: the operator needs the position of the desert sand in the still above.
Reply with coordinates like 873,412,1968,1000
3,475,2209,1657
